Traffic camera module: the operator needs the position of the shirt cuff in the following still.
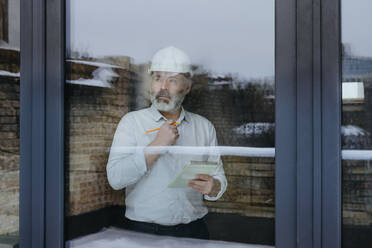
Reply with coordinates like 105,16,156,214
204,176,227,201
133,146,147,176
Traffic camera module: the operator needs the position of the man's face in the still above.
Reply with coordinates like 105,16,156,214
150,71,191,112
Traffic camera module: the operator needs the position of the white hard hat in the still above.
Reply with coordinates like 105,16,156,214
149,46,191,74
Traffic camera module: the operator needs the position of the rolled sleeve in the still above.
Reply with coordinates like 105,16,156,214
133,146,147,174
204,175,227,201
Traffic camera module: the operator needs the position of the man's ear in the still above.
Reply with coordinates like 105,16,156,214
184,80,192,95
185,85,191,94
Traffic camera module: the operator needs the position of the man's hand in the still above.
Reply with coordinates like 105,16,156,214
144,120,179,170
152,120,179,146
188,174,221,197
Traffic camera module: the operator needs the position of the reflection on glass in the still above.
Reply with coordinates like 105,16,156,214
106,47,227,240
0,0,20,245
65,0,275,247
342,1,372,247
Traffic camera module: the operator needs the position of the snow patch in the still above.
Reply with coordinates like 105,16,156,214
264,95,275,99
0,45,20,51
341,125,367,136
233,123,274,136
93,67,119,83
67,79,113,88
0,70,20,77
66,59,124,69
210,81,231,86
67,68,119,88
211,73,227,79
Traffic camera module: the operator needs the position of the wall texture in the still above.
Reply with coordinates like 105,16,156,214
342,159,372,225
65,58,137,215
0,48,20,235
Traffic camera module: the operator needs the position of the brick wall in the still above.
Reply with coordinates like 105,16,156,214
0,48,20,235
206,156,275,218
65,58,138,216
342,159,372,225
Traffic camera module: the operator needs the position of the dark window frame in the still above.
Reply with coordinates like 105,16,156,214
19,0,341,247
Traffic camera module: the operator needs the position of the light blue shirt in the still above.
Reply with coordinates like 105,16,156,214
106,105,227,225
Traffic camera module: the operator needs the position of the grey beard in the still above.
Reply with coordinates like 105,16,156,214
150,91,186,112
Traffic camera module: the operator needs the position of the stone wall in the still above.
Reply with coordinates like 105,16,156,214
342,159,372,226
0,48,20,235
65,59,138,216
206,156,275,218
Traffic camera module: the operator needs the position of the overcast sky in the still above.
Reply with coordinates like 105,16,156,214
68,0,372,79
68,0,275,79
342,0,372,57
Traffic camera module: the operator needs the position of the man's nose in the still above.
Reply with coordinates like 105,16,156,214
160,78,169,90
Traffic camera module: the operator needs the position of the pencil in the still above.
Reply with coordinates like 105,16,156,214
145,122,180,134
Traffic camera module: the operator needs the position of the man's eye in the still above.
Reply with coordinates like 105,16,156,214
168,79,178,84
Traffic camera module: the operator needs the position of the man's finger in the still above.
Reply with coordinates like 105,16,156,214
188,182,204,192
189,180,207,187
170,125,178,130
164,120,173,126
196,174,211,181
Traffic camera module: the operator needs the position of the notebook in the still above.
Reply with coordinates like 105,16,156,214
168,161,219,188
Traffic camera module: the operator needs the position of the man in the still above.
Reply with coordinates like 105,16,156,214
106,46,227,239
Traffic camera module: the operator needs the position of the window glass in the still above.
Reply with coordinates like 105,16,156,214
65,0,275,246
0,0,20,246
341,1,372,247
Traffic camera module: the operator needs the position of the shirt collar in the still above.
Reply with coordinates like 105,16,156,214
149,104,189,123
